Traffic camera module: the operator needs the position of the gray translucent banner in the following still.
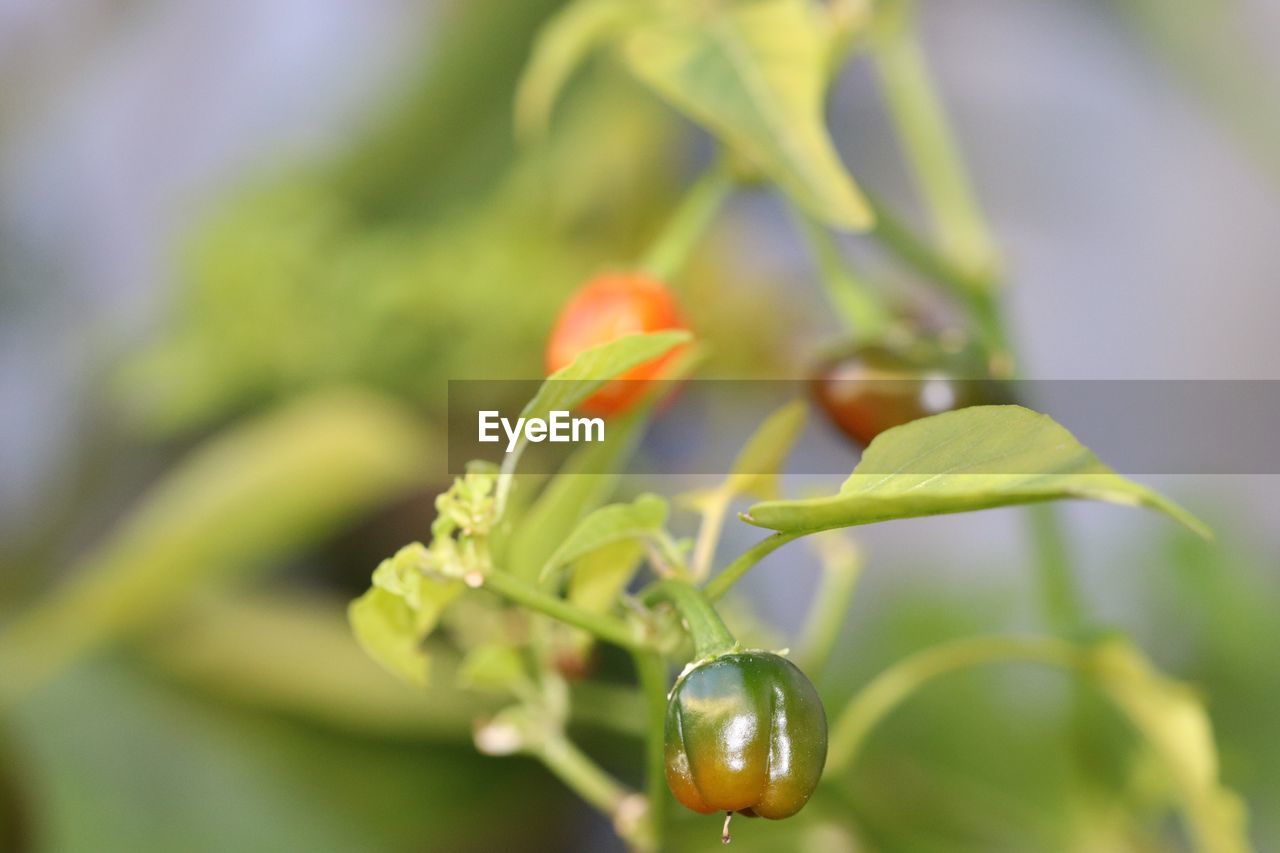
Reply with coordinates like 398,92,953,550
446,380,1280,476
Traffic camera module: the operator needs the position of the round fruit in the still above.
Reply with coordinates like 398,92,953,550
810,336,1011,448
665,651,827,821
545,273,689,416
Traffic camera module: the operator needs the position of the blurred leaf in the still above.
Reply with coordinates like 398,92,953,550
499,329,691,485
0,391,430,705
9,662,570,853
622,0,873,229
684,398,809,516
147,592,643,740
1089,640,1251,853
568,539,645,616
519,330,692,426
718,398,809,502
1116,0,1280,190
540,493,669,582
559,538,646,671
458,644,532,695
335,0,566,213
348,543,464,687
745,405,1209,537
515,0,646,139
341,588,432,687
146,593,490,739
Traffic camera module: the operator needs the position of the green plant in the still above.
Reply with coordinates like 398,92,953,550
320,0,1253,850
0,3,1265,851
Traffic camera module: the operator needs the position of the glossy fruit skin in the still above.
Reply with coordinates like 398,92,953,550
665,652,827,820
545,273,688,416
810,338,1012,448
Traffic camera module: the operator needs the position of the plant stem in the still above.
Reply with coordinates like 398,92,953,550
824,635,1242,853
1025,505,1083,636
704,531,800,601
642,580,737,659
536,732,633,821
569,682,649,738
825,635,1080,775
641,159,735,282
482,570,646,653
869,13,1077,626
866,193,988,293
689,491,732,583
871,25,998,287
632,649,671,849
789,205,895,340
795,535,864,677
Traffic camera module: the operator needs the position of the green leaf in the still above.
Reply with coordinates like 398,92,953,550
348,544,464,687
744,405,1210,537
497,329,691,503
514,0,646,139
622,0,873,230
503,417,642,582
723,399,808,501
521,329,692,424
568,539,646,615
147,592,493,739
540,493,669,581
0,390,431,706
348,589,431,688
1088,640,1249,853
501,342,700,579
457,644,531,694
558,539,646,661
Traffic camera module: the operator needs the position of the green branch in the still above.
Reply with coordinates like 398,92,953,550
872,26,998,286
704,531,800,601
632,649,671,849
825,635,1080,775
482,570,646,653
789,205,895,340
642,580,737,659
794,535,864,677
641,159,736,281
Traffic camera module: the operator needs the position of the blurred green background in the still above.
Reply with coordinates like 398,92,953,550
1,1,1278,850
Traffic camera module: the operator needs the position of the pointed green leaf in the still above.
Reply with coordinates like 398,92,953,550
504,417,642,582
724,399,808,500
497,330,692,506
568,539,646,615
514,0,647,139
682,399,807,511
622,0,873,229
521,329,692,424
744,405,1210,537
540,493,669,581
348,588,432,688
349,544,464,687
559,539,646,658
